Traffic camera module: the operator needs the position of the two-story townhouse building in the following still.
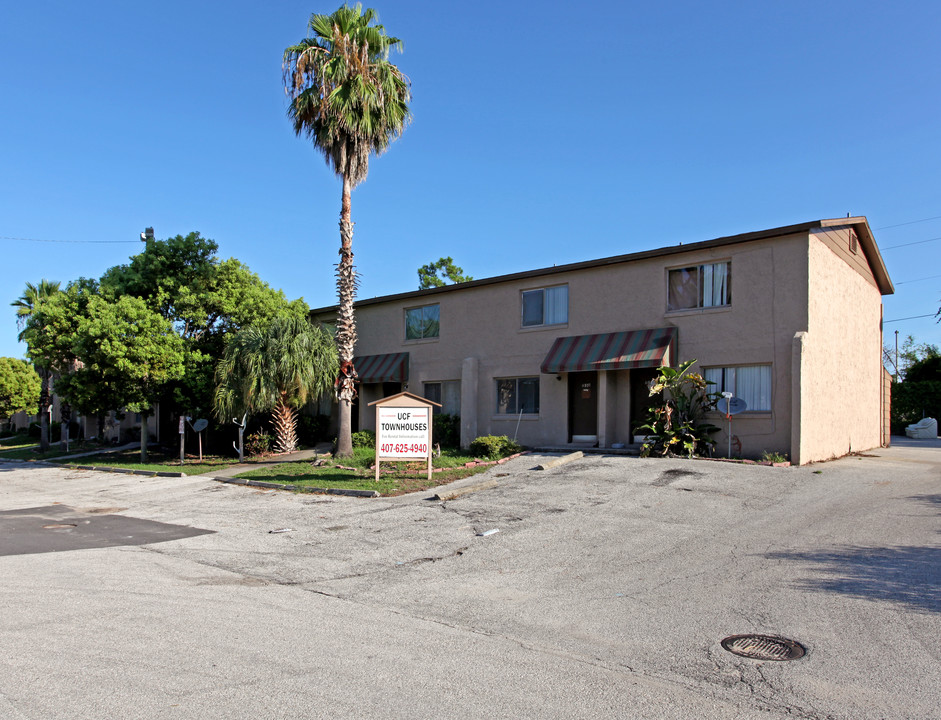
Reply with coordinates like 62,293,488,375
311,217,894,465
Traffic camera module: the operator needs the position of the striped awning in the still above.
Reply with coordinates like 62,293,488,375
353,353,409,384
540,327,676,373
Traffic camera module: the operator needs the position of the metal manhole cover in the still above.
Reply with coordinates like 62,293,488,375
721,634,805,661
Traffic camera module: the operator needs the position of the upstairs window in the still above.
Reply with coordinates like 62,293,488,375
522,285,568,327
406,304,440,340
668,262,731,311
704,365,771,412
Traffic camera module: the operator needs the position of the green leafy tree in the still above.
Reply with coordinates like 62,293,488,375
55,295,186,461
283,4,411,457
101,232,309,419
12,279,61,451
214,316,338,453
0,358,41,430
418,257,473,289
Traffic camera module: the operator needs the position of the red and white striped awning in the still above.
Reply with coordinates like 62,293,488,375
353,353,410,384
540,327,676,373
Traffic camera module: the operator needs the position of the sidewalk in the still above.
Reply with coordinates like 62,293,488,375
196,443,333,478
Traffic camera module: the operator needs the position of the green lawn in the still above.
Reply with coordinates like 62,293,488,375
0,443,89,460
54,449,239,476
237,447,497,496
0,436,39,451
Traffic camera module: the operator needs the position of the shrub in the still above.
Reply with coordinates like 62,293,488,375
433,413,460,449
760,450,788,463
28,423,41,439
637,360,720,458
469,435,521,459
297,414,331,445
245,431,273,457
351,430,376,448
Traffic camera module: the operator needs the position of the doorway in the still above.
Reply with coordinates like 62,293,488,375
630,368,660,438
568,371,598,443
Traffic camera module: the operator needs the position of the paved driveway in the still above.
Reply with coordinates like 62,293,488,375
0,442,938,719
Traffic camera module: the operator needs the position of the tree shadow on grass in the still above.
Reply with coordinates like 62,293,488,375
767,496,941,615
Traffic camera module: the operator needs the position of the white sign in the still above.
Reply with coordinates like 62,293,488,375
377,407,430,459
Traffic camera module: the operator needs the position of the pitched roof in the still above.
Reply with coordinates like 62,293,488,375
310,217,893,316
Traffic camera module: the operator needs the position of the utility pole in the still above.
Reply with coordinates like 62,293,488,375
895,330,899,382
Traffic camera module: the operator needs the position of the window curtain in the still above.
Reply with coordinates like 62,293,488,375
702,262,729,308
545,286,568,324
442,381,461,416
704,367,727,394
736,365,771,411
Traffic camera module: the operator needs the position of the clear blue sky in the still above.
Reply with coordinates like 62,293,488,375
2,0,939,366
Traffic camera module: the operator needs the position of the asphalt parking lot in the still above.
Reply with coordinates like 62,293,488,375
1,441,939,719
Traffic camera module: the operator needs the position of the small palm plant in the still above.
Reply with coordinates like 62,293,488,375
636,360,720,458
214,316,338,454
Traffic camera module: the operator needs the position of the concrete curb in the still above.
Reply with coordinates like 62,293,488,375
211,476,380,498
535,451,584,471
65,464,187,477
434,479,498,501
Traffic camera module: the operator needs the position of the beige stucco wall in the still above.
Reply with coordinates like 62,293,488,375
794,228,885,463
345,230,821,456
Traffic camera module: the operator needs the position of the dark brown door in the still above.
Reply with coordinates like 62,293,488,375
568,371,598,441
630,368,660,435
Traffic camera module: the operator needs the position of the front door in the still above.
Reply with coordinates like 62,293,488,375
568,371,598,442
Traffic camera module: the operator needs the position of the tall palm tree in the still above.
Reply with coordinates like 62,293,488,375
214,316,339,454
12,279,61,452
283,4,411,457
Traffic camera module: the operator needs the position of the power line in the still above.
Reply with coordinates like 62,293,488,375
884,313,937,323
876,215,941,230
895,274,941,285
880,235,941,250
0,235,139,244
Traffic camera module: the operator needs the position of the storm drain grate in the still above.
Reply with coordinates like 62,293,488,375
721,634,805,661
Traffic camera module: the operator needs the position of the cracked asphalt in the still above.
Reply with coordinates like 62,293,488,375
1,440,939,719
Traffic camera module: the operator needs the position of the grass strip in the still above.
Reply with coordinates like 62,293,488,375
236,446,499,496
54,449,239,476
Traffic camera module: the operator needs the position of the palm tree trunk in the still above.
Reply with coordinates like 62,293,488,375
335,175,357,458
272,394,298,454
140,410,150,463
38,370,50,453
60,400,71,451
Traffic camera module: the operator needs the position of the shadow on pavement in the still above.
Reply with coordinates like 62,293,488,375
766,542,941,615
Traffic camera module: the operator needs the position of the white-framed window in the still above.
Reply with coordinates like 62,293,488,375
668,262,731,311
704,365,771,412
405,304,440,340
423,380,461,415
522,285,568,327
496,377,540,414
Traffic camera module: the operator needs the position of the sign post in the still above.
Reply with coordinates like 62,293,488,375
178,416,186,465
369,392,441,482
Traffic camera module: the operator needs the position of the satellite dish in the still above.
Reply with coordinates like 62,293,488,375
717,397,747,415
191,419,209,433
